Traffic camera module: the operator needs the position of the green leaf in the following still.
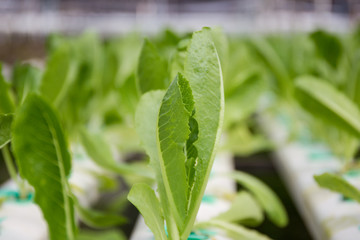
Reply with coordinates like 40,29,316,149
79,128,153,179
127,183,167,240
183,27,224,237
135,90,178,237
249,37,292,98
135,90,179,237
0,114,13,148
169,39,189,81
314,173,360,203
224,69,265,126
135,90,165,166
295,76,360,137
215,191,264,226
108,33,142,88
310,30,342,68
157,73,194,227
72,195,126,228
0,64,15,114
72,32,104,91
40,44,78,106
12,94,76,240
137,39,168,94
196,220,271,240
76,230,125,240
12,63,42,104
118,74,140,118
226,171,288,227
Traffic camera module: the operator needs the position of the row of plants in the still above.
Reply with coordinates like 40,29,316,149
247,27,360,202
0,28,289,240
1,24,360,239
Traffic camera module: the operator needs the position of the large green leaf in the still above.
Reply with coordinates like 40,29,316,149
79,128,153,179
196,220,271,240
40,44,78,106
157,73,194,229
137,39,168,94
0,114,13,148
183,27,224,237
12,94,76,240
12,63,42,104
128,183,167,240
0,64,15,114
215,191,264,226
295,76,360,137
314,173,360,203
227,171,288,227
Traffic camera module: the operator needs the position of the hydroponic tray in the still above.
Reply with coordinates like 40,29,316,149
130,152,235,240
261,113,360,240
0,146,104,240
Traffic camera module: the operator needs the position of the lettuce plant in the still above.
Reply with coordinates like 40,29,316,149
7,93,127,240
0,42,133,238
128,28,224,240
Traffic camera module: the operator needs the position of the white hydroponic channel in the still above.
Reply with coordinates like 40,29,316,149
261,113,360,240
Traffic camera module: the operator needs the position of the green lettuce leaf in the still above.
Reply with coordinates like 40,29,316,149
227,171,288,227
215,191,264,226
182,27,224,238
128,183,167,240
79,128,153,180
12,63,42,105
40,44,78,107
137,39,168,93
295,76,360,137
314,173,360,203
12,94,77,240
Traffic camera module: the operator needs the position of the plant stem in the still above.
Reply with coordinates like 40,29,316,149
2,145,26,198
